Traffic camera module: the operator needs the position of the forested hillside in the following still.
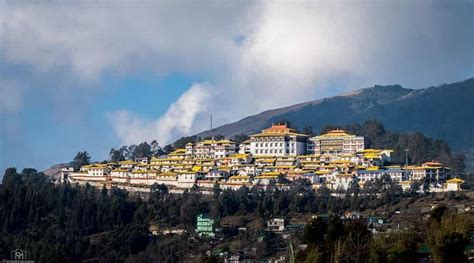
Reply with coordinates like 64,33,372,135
1,168,472,262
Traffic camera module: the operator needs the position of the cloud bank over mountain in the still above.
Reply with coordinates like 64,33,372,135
1,1,473,154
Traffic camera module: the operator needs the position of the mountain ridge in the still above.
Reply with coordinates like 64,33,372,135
195,78,474,155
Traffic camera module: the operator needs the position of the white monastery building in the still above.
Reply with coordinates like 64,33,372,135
249,124,308,156
309,129,364,155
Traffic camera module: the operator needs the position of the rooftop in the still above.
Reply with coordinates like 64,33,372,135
251,124,308,137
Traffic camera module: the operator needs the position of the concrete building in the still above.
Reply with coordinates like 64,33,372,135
267,218,285,232
406,161,450,183
249,124,308,156
196,214,215,237
186,139,237,159
309,129,364,155
238,139,251,154
445,178,464,191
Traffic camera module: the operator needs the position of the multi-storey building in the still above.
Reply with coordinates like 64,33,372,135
249,124,308,156
238,139,251,154
406,161,450,183
309,129,364,155
186,139,237,159
196,214,215,237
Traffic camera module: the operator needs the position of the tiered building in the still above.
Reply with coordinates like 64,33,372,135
66,124,458,193
249,124,308,156
308,129,364,155
406,161,450,183
186,139,237,159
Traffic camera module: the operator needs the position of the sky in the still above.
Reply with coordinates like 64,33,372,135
0,0,473,174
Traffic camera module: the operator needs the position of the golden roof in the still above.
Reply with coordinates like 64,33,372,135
261,172,281,176
315,129,354,138
131,170,158,174
119,160,137,165
255,175,278,179
192,166,202,172
423,161,443,167
169,149,187,155
157,172,177,177
230,153,249,158
251,124,308,137
446,178,464,184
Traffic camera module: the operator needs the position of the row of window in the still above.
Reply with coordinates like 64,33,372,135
252,138,286,142
254,142,289,147
255,149,295,154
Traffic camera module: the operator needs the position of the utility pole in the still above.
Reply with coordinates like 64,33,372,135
405,148,409,167
210,113,213,130
210,114,214,143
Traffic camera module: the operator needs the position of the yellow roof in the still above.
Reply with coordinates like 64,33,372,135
230,153,249,158
367,166,379,171
255,175,279,179
82,164,108,169
446,178,464,184
157,172,177,177
315,129,353,138
169,148,186,155
198,139,234,145
119,160,137,165
192,165,202,172
362,149,382,153
315,170,330,175
423,161,443,167
261,172,281,176
131,170,157,174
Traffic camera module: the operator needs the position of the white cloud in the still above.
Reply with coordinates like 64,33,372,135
1,1,472,145
107,83,213,145
0,2,251,79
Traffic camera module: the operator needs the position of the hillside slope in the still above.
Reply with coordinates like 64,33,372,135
195,78,474,153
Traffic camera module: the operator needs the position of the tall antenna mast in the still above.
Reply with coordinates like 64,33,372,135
405,148,409,167
210,113,214,143
210,113,213,130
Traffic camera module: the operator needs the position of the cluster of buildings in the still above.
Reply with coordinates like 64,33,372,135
63,124,463,193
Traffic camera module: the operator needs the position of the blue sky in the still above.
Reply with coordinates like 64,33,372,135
0,68,196,172
0,1,473,175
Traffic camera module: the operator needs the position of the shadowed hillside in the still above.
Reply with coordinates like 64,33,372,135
195,78,474,169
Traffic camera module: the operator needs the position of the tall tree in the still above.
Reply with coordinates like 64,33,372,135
71,151,91,170
150,140,164,157
134,142,151,159
109,148,125,163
